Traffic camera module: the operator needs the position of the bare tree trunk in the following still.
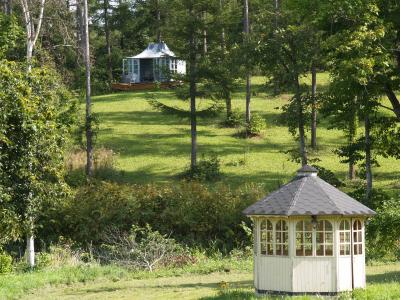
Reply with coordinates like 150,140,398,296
76,2,84,67
274,0,279,27
365,114,372,199
203,11,207,55
104,0,113,82
189,8,197,170
220,0,231,119
244,0,251,125
220,0,225,52
20,0,45,269
348,99,358,180
20,0,45,72
295,75,307,166
83,0,93,176
2,0,12,14
310,64,317,149
156,0,161,42
225,92,232,118
26,230,34,267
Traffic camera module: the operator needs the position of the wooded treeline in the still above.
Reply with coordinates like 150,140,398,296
0,0,400,266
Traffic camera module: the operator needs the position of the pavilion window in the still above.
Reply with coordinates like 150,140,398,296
275,220,288,256
353,220,363,255
296,220,313,256
260,220,273,255
128,59,133,74
133,59,139,75
171,59,177,73
316,220,333,256
339,220,351,255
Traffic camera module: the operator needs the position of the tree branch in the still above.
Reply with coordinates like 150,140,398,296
33,0,45,46
384,83,400,121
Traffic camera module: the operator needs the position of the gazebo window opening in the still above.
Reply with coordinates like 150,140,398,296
123,59,127,75
155,58,168,80
353,220,363,255
171,59,177,73
339,220,351,255
275,220,288,256
260,220,273,255
296,220,313,256
127,59,138,76
316,220,333,256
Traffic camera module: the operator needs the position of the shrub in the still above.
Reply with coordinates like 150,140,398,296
47,181,265,251
222,109,243,128
98,224,189,271
0,251,12,274
246,114,266,136
181,154,221,181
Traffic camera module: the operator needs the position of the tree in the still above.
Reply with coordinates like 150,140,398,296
20,0,45,70
164,0,212,170
323,0,398,197
0,61,74,267
81,0,93,176
258,0,323,165
243,0,251,125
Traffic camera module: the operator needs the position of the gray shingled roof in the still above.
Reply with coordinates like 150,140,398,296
243,167,376,216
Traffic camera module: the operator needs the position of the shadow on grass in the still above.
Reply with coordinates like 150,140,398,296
367,271,400,284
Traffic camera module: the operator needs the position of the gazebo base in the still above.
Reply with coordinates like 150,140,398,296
111,82,180,91
256,289,339,296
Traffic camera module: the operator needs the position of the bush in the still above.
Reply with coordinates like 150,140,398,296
222,109,243,128
0,251,12,274
98,224,190,271
246,114,266,136
45,181,265,251
181,154,221,181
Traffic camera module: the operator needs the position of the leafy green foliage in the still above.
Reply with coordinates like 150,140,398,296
182,154,222,181
246,114,266,136
0,13,23,60
222,109,243,128
0,61,76,244
46,181,264,251
0,251,12,274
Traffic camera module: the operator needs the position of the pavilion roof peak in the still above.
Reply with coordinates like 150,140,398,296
296,165,318,177
129,42,176,59
243,167,376,217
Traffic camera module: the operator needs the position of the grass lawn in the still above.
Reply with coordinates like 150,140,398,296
12,263,400,300
90,74,399,192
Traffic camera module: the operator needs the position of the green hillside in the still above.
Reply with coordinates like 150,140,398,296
91,75,399,191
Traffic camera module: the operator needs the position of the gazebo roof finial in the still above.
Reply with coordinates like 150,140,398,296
296,164,318,177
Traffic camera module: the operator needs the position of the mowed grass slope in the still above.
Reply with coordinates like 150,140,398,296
19,263,400,300
91,75,399,191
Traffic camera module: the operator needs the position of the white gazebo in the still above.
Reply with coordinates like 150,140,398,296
243,165,376,296
122,42,186,83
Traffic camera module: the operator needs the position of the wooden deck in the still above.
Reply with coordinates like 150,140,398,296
111,82,178,91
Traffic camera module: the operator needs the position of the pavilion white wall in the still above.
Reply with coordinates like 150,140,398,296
253,217,366,294
337,219,366,291
177,60,186,75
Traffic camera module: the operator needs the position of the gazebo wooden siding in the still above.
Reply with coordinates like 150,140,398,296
251,217,366,293
244,165,375,296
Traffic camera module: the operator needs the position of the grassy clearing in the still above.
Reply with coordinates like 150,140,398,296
6,262,399,300
90,74,399,192
0,255,252,300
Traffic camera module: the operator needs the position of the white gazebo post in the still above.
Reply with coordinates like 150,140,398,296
243,165,376,296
